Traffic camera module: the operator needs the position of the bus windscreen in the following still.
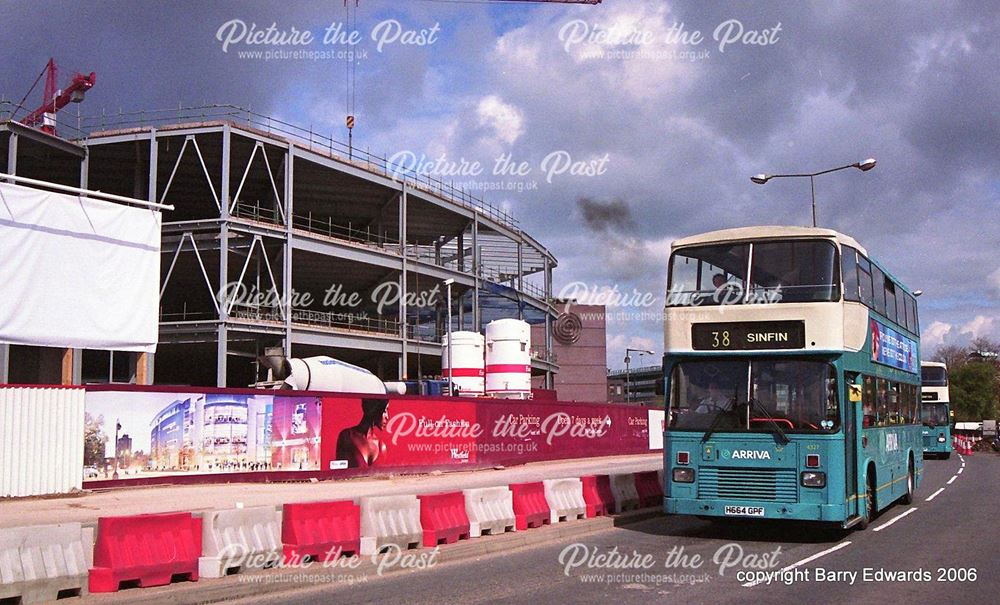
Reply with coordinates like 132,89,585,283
667,240,839,306
669,358,839,433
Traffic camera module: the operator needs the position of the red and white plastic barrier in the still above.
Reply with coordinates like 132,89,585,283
6,464,662,597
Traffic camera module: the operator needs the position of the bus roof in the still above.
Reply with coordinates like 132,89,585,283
671,226,869,256
921,360,947,368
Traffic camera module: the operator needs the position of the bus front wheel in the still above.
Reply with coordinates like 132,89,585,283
901,458,914,505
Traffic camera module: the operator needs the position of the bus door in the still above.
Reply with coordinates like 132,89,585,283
846,378,864,517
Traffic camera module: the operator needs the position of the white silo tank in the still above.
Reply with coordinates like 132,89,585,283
485,319,532,399
442,331,486,396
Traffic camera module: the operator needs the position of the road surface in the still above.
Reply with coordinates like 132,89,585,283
223,452,997,605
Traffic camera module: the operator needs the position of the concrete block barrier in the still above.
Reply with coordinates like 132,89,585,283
418,492,471,547
580,475,614,518
509,482,551,530
462,486,516,538
0,523,93,604
634,470,664,508
282,500,360,563
89,512,201,593
542,478,586,523
609,473,640,513
359,495,422,556
199,505,282,578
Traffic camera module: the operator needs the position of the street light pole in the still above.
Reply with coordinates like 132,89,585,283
810,175,816,228
624,348,655,404
751,158,876,227
112,418,121,480
625,354,631,404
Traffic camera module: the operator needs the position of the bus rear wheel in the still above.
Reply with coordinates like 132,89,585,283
901,458,914,505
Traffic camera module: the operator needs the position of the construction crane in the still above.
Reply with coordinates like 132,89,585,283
20,58,96,136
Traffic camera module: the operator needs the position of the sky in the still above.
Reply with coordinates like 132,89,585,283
2,0,997,369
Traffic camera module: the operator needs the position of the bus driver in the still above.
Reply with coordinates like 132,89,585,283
696,381,732,414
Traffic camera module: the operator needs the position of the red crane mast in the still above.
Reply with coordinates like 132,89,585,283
21,58,96,135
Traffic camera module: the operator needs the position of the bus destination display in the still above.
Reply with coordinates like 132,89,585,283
691,321,805,350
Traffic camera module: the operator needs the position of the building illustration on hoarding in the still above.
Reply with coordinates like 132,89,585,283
146,393,317,472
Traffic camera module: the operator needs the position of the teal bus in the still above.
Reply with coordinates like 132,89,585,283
662,227,923,529
920,361,952,458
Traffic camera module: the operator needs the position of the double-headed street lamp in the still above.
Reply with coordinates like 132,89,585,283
751,158,876,227
624,348,654,404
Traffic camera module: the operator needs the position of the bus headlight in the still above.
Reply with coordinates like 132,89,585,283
937,434,946,443
801,471,826,488
672,468,695,483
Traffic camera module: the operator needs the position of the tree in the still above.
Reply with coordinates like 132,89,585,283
83,412,108,467
931,345,969,371
950,362,999,422
969,336,1000,356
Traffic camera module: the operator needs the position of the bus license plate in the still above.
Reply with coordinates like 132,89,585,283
724,505,765,517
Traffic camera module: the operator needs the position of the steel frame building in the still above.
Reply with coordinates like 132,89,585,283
0,104,558,388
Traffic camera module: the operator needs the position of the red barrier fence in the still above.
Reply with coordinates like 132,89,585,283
89,512,201,592
418,491,471,547
509,482,551,530
580,475,614,518
282,500,361,563
634,470,664,508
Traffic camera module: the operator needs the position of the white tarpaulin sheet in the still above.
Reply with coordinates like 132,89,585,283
0,182,161,352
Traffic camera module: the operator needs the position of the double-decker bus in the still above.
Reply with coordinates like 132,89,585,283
920,361,952,458
662,226,923,529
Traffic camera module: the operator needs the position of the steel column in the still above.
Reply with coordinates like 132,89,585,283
398,185,408,379
148,128,158,204
217,124,233,386
472,216,480,332
0,344,8,383
544,256,554,389
283,146,294,354
517,240,524,320
6,133,16,176
221,123,232,220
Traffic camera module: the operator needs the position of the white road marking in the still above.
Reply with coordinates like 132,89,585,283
741,541,852,588
957,467,964,474
925,487,945,501
873,507,918,532
947,475,957,485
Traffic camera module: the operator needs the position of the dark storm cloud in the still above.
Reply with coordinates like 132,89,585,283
577,197,634,233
